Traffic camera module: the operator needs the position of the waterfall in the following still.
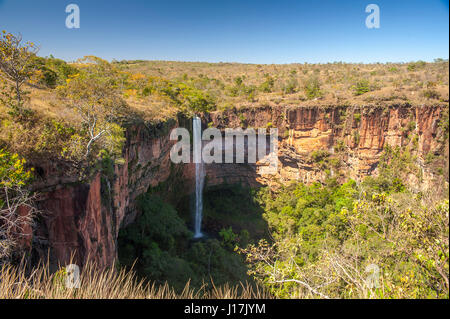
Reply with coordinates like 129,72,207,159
193,116,205,238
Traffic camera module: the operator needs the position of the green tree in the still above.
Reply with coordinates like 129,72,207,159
0,31,38,112
219,226,238,250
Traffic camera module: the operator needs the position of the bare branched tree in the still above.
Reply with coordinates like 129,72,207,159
0,150,37,265
57,62,127,160
0,187,37,264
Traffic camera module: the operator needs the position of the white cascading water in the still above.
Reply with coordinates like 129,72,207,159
193,116,205,238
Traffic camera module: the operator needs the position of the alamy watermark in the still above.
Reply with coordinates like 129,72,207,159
365,4,380,29
65,4,80,29
170,127,279,175
65,263,81,288
365,263,381,289
64,4,378,30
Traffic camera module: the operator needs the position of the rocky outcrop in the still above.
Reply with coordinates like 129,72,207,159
32,120,185,268
35,174,114,267
27,104,448,268
207,104,446,187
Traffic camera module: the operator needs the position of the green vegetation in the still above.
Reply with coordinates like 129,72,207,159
422,89,441,100
308,149,342,172
118,193,252,292
237,144,449,299
56,58,128,161
259,73,275,93
32,55,79,88
118,59,449,108
309,149,330,163
303,76,323,99
282,73,298,94
202,185,268,240
0,149,33,188
240,176,448,299
351,112,362,129
352,79,371,96
118,184,270,293
352,130,360,145
407,61,427,72
226,76,257,101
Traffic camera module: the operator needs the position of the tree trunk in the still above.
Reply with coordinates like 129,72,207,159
15,81,21,106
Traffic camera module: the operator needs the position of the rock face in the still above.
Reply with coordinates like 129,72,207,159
32,121,184,268
28,104,448,268
207,104,446,187
36,174,114,267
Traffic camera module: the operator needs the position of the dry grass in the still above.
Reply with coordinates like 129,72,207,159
125,94,180,123
120,60,449,109
0,259,271,299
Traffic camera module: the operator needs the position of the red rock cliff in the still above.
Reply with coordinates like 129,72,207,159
29,104,448,268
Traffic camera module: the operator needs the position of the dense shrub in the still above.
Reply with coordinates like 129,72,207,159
282,78,298,94
303,77,323,99
309,149,330,163
407,61,426,71
31,56,79,88
259,74,275,93
422,89,440,100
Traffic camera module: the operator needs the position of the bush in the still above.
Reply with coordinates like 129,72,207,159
226,76,257,101
310,150,330,163
282,76,298,94
407,61,426,71
422,89,440,100
352,79,371,96
352,130,360,145
334,139,346,153
219,227,238,249
303,77,323,99
259,74,274,93
31,56,79,88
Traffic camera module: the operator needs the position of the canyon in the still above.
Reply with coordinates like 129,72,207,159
24,103,448,269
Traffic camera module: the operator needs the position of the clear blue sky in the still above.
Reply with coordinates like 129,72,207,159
0,0,448,63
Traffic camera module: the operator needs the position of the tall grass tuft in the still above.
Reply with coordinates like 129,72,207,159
0,258,271,299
